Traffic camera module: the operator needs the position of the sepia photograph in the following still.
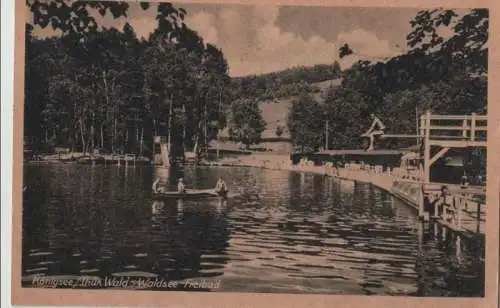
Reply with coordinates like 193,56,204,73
11,0,498,306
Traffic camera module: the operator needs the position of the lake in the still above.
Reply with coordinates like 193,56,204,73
22,164,485,296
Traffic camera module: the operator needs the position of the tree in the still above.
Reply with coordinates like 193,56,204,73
228,99,266,150
406,9,488,76
231,64,341,101
323,88,372,149
24,1,231,163
26,1,185,40
27,0,131,34
322,8,488,152
338,43,353,59
287,93,324,152
332,60,341,74
141,24,231,165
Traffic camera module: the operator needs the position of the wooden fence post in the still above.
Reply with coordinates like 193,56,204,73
471,113,476,141
476,202,481,233
457,197,463,229
423,111,431,183
434,195,440,218
462,118,468,139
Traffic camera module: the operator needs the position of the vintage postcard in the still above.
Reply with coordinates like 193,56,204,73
11,0,499,307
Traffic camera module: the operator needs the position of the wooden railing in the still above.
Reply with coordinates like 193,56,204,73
420,112,487,143
428,190,485,233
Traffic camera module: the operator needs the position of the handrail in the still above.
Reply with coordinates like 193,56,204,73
419,112,488,148
428,125,487,131
426,115,487,121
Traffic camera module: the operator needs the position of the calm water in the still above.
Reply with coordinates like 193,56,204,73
22,164,484,296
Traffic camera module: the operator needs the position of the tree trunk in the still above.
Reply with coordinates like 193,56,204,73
167,95,173,165
193,134,199,164
90,124,95,152
125,128,129,153
51,127,57,144
100,124,104,149
139,127,144,157
203,104,208,154
69,131,75,153
182,104,187,154
79,118,86,154
153,118,157,138
113,107,118,154
102,70,113,153
73,127,79,153
136,116,140,152
193,118,203,164
90,112,95,152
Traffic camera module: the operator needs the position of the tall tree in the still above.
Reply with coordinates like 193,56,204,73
25,1,233,162
287,93,324,152
320,8,488,151
228,99,266,150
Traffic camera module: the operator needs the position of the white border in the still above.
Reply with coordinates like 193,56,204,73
2,0,15,307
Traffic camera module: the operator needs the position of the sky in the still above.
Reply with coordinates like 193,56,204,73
30,2,440,77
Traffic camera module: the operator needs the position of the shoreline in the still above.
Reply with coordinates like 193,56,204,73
24,152,151,165
24,153,485,235
201,157,402,200
200,155,485,236
200,155,418,214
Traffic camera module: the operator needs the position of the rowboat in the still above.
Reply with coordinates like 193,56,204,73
153,188,228,200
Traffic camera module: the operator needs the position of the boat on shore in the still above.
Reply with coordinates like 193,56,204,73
152,188,228,200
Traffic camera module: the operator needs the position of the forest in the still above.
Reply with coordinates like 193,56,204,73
287,8,488,152
231,63,342,101
24,1,232,164
24,3,488,160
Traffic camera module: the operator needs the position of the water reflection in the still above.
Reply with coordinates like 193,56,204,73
22,164,484,296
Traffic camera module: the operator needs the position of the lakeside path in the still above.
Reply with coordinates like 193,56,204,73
202,154,485,235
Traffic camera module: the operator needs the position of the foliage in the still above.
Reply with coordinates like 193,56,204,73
406,9,488,76
285,9,487,152
314,8,488,150
25,5,488,158
27,0,131,34
338,43,353,59
231,63,341,101
228,99,266,149
24,2,231,164
287,94,325,152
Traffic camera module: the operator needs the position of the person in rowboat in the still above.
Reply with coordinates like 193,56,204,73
361,113,386,151
177,178,186,193
152,178,166,193
215,177,228,194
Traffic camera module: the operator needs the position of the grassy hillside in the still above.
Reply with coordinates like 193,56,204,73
221,78,343,140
